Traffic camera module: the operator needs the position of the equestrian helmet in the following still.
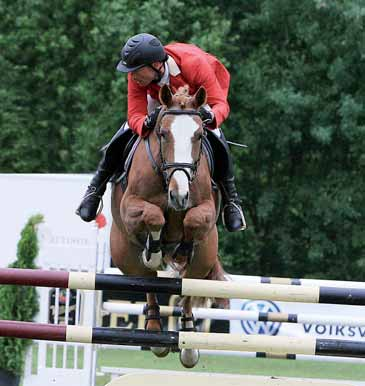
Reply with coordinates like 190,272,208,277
116,33,167,72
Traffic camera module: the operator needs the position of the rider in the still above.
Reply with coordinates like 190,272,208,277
76,33,246,232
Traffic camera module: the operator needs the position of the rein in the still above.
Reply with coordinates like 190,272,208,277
144,108,205,191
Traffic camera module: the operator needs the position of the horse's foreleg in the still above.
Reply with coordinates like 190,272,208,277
175,200,216,264
122,195,165,270
121,195,169,357
142,225,163,271
183,200,216,242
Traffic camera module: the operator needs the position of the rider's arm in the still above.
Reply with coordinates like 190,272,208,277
183,55,230,129
127,73,150,137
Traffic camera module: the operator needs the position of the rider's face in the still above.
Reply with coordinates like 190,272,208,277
131,62,163,87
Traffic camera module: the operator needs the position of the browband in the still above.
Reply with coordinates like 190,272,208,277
161,109,201,118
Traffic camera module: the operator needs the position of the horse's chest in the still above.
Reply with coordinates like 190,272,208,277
162,209,186,241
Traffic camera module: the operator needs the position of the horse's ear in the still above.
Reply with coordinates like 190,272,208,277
159,84,173,107
193,86,207,109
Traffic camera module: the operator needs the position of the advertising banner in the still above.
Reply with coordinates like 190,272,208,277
230,298,365,341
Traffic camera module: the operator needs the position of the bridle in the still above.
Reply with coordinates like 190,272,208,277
144,109,206,191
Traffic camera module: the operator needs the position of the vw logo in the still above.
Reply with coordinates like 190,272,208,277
240,300,281,336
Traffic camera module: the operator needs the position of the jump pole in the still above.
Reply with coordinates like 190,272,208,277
106,267,365,288
102,302,365,327
2,268,365,305
1,320,365,358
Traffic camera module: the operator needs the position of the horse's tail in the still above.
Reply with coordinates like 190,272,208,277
204,255,229,308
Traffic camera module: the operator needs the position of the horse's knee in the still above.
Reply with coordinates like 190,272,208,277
184,207,213,240
142,204,165,230
123,200,165,234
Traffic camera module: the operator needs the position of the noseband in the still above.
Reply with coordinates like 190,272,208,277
144,109,205,191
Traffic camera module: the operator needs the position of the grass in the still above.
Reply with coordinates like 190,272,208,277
22,345,365,386
96,348,365,385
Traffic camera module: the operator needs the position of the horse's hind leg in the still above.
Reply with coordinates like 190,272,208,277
111,223,168,357
145,292,170,357
178,229,219,368
179,296,200,368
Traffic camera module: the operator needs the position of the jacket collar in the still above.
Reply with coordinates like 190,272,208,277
166,55,181,77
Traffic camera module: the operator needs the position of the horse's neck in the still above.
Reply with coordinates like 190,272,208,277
127,133,165,200
145,131,161,164
194,155,212,196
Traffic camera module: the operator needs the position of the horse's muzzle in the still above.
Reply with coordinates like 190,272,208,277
169,189,189,211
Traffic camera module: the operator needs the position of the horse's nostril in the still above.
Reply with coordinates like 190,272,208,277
169,189,189,208
183,193,189,205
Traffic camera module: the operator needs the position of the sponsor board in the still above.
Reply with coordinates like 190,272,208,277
0,174,112,269
231,298,365,340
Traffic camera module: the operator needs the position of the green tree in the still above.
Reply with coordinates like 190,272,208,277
0,214,42,375
0,0,232,172
1,0,364,281
218,0,365,279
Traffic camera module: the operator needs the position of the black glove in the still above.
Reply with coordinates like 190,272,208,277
144,106,162,131
199,106,214,124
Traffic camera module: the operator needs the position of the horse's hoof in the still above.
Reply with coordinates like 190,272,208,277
151,346,170,358
142,249,162,270
179,349,200,368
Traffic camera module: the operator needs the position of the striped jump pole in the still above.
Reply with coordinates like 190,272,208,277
230,275,365,288
1,320,365,358
2,268,365,305
104,268,365,288
102,302,365,327
106,267,365,289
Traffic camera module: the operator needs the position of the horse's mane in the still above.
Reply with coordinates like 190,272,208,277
173,85,193,109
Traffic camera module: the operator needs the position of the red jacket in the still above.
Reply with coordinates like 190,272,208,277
127,43,230,137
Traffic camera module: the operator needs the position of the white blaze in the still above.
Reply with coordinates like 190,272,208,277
170,115,199,196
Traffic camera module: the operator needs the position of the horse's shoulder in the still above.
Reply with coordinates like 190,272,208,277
113,134,141,190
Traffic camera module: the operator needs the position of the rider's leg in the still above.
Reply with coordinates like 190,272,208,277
207,129,246,232
76,122,132,222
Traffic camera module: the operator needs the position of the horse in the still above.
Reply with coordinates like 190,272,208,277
110,84,225,368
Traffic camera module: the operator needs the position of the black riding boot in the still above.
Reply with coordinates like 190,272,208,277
220,175,246,232
76,161,112,222
207,130,246,232
76,123,133,222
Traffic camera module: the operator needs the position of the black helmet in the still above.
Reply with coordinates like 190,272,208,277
116,33,167,73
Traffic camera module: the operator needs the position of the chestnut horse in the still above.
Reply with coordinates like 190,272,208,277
110,84,225,367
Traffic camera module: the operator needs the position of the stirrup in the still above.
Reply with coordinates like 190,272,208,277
221,201,247,231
